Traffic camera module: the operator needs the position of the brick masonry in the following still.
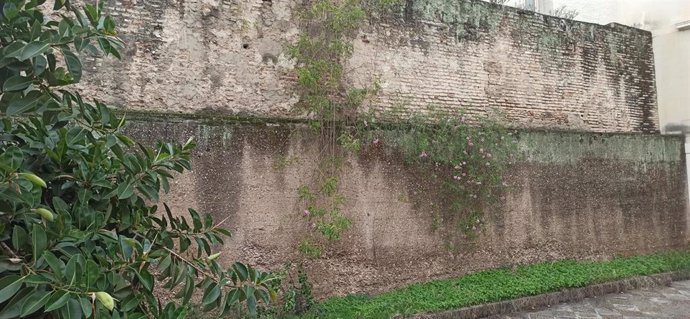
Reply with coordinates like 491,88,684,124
79,0,659,133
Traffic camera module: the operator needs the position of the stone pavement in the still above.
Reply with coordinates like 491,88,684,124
505,280,690,319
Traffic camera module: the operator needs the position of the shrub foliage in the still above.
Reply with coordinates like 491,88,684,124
0,1,274,318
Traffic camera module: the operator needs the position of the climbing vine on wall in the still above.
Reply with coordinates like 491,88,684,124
361,111,519,244
289,0,518,256
289,0,385,258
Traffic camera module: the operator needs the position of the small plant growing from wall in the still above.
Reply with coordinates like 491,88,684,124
251,263,317,317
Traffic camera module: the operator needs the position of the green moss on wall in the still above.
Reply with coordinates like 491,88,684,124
411,0,506,41
516,131,683,164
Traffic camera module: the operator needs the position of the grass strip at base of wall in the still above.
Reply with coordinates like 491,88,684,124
303,250,690,319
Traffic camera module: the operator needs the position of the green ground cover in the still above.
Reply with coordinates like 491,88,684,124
304,251,690,319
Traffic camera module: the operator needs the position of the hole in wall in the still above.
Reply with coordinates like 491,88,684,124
242,43,250,49
262,53,278,64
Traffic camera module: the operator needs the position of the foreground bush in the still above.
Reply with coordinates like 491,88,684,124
0,1,274,318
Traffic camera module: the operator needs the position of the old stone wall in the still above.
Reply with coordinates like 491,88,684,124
126,117,687,297
74,0,680,299
79,0,658,133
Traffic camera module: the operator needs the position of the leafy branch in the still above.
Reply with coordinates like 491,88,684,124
0,1,274,318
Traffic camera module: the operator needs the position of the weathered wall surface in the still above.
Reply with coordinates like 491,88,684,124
126,118,687,297
79,0,658,133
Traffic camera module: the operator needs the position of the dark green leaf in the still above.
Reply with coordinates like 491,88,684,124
30,20,42,41
160,175,170,193
0,287,31,319
62,49,82,82
0,41,26,60
19,290,50,317
71,6,89,27
0,275,24,304
179,237,190,253
54,0,66,10
189,208,202,231
74,37,88,52
118,236,133,260
19,41,51,61
221,288,240,316
60,298,83,319
215,228,232,237
195,237,210,257
47,53,56,71
121,295,139,312
46,67,73,86
203,213,213,229
44,291,71,312
42,251,65,279
79,297,92,318
2,3,17,20
85,260,100,288
107,39,122,59
157,255,172,274
245,287,257,316
182,277,194,305
137,184,158,202
64,254,79,286
104,16,116,33
255,288,270,304
164,203,175,225
6,90,42,115
11,225,27,251
84,5,98,26
33,55,48,75
0,259,22,274
233,262,249,282
202,283,220,306
136,268,154,292
3,75,32,92
58,19,70,37
117,181,134,199
32,224,47,262
25,274,51,285
52,197,69,214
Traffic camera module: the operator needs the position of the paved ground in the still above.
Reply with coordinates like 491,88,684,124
505,280,690,319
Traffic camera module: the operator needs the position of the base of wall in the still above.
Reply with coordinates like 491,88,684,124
411,272,690,319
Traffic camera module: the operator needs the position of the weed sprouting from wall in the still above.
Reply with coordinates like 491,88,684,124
251,263,317,317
